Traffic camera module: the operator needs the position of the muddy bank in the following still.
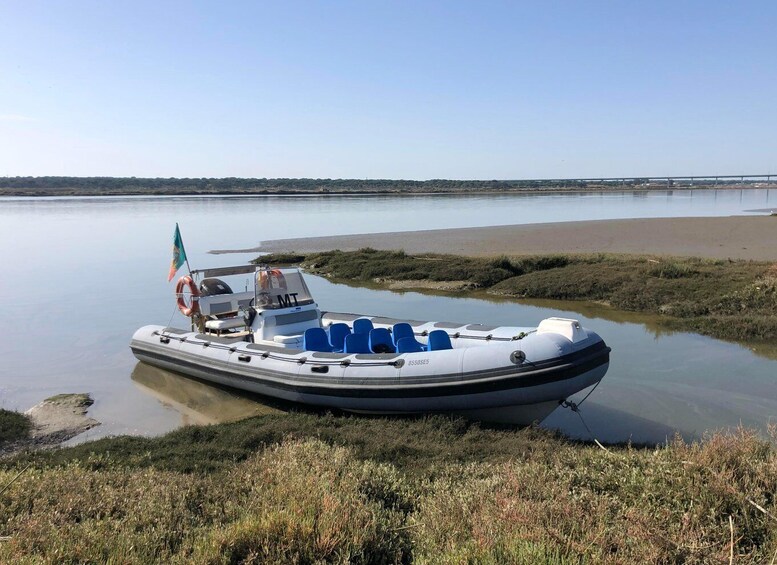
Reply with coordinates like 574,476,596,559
215,216,777,261
1,394,100,457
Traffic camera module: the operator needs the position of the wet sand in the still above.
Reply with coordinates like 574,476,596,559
216,216,777,261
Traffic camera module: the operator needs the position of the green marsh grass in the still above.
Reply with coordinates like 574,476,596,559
0,409,31,446
264,249,777,342
2,415,777,563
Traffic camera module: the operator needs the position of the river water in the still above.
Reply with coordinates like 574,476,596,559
1,189,775,444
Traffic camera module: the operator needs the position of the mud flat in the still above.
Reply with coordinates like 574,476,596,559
217,216,777,261
0,393,100,457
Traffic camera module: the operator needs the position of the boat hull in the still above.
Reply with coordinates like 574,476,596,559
130,322,610,426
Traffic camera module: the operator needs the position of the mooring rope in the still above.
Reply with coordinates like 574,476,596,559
565,379,601,411
561,380,609,452
162,301,181,336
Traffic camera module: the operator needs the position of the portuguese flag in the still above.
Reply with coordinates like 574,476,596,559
167,223,189,281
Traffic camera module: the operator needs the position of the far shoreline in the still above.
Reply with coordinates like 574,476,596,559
1,183,775,198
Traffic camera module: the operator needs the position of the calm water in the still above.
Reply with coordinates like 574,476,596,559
1,189,775,444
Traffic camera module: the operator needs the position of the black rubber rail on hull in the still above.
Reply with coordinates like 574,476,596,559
131,343,610,399
150,330,609,374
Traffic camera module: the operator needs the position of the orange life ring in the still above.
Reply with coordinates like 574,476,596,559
257,269,286,291
175,275,200,316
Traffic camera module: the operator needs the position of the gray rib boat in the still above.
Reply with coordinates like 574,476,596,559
130,265,610,424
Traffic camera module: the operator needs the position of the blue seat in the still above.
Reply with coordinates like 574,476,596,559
303,328,334,352
427,329,453,351
392,323,424,350
353,318,374,334
328,323,351,352
369,328,396,353
344,332,371,354
396,336,424,353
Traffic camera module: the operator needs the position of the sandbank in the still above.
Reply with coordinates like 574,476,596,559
214,216,777,261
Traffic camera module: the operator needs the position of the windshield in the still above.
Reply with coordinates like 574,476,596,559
255,268,315,309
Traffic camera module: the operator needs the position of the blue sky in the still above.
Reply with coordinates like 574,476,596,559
1,1,775,179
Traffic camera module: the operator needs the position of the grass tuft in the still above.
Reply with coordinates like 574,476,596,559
0,409,32,445
252,252,307,265
43,393,93,406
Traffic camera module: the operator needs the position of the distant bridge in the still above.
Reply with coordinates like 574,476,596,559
515,174,775,186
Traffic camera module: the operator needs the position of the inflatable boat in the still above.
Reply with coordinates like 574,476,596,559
130,265,610,425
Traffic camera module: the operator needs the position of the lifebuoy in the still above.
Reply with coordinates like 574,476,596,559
175,275,200,316
257,269,286,291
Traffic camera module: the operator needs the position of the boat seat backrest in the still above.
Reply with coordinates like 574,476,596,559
392,323,416,346
427,330,453,351
328,323,351,352
344,333,371,354
303,328,333,352
352,318,374,334
396,337,424,353
369,328,396,354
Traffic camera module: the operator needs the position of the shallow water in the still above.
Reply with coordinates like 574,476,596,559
1,190,775,444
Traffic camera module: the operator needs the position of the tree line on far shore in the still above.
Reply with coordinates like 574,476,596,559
0,175,761,196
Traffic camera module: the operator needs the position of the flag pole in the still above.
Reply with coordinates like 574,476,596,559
177,222,194,277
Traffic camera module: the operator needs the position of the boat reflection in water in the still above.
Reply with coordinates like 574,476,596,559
131,362,286,426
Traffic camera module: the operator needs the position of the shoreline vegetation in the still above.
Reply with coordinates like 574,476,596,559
0,410,31,446
3,251,777,562
1,175,774,197
257,249,777,343
2,413,777,562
